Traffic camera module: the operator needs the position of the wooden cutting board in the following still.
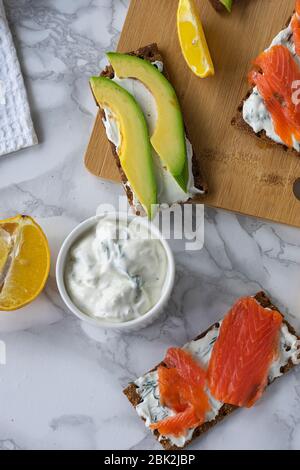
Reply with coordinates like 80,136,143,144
85,0,300,227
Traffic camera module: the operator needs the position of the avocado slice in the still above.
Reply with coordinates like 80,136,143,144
107,52,189,192
90,77,157,218
220,0,232,12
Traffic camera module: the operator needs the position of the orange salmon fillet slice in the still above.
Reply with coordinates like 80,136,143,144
150,348,210,437
292,2,300,57
207,297,282,408
249,45,300,148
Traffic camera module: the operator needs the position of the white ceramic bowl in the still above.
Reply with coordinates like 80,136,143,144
56,213,175,331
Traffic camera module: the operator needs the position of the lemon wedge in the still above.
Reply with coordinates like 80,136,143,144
177,0,214,78
0,215,50,311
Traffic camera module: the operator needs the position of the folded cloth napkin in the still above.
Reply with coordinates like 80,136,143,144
0,0,37,157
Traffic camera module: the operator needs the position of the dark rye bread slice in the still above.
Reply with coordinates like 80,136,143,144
123,291,300,450
231,14,299,156
99,43,208,215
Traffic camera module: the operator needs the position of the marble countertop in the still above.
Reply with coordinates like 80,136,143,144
0,0,300,451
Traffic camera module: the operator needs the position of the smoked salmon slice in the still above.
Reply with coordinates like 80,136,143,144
150,348,210,437
249,45,300,148
164,347,207,386
150,405,199,438
157,366,187,413
292,0,300,57
207,297,282,408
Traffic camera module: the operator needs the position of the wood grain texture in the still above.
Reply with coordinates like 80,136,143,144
84,0,300,227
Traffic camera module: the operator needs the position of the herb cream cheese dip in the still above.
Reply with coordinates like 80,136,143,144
64,217,168,322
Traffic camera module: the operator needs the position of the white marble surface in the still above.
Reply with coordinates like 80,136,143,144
0,0,300,451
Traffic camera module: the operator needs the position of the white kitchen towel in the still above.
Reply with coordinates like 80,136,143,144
0,0,37,157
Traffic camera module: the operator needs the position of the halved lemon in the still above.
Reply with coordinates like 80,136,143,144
177,0,214,78
0,215,50,311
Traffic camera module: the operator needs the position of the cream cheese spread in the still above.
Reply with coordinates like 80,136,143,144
64,217,168,322
102,60,203,211
269,323,300,381
135,323,223,447
134,317,300,447
243,21,300,151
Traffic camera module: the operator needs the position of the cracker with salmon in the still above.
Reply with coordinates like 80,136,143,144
232,1,300,156
124,292,300,450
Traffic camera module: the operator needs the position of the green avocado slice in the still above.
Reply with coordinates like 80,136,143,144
90,77,157,219
107,52,189,192
220,0,232,12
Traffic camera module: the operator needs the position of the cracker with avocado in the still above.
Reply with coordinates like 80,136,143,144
94,43,208,217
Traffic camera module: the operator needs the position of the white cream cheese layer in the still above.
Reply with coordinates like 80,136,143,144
269,323,300,381
134,323,223,447
243,21,300,151
102,60,203,209
134,319,300,448
135,371,194,448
